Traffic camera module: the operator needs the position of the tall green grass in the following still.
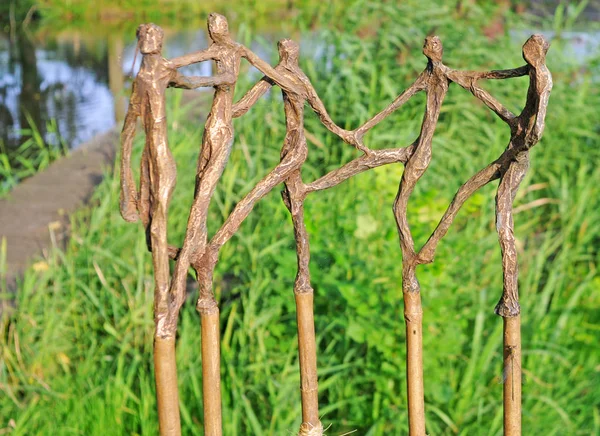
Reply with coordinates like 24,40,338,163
1,1,599,434
0,117,67,197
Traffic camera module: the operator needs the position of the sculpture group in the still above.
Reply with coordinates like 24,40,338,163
119,13,552,436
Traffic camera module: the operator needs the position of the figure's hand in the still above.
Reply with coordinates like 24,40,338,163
120,191,140,223
340,129,370,155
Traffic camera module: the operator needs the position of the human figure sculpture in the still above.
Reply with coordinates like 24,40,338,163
337,36,451,435
159,14,333,435
166,14,300,315
324,35,551,435
214,38,360,434
118,15,551,436
119,22,260,435
444,35,552,433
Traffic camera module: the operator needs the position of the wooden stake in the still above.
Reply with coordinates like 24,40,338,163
295,293,320,428
503,316,521,436
154,336,182,436
403,291,426,435
201,310,222,436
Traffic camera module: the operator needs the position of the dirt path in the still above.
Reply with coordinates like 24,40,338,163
0,129,119,289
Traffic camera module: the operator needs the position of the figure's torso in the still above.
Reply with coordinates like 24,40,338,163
131,56,176,125
206,43,243,128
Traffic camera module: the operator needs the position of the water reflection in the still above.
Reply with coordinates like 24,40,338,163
0,29,114,153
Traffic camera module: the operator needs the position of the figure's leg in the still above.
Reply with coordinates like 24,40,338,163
494,155,529,436
149,124,177,334
147,120,180,436
139,144,182,260
208,132,306,251
494,157,527,317
283,164,322,435
170,126,233,308
167,125,231,436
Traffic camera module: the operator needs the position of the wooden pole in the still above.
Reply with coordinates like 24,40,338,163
154,336,182,436
295,293,320,428
200,309,222,436
503,316,521,435
403,291,426,435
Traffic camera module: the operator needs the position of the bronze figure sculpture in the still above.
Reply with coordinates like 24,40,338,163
119,14,551,436
228,38,362,434
119,22,245,434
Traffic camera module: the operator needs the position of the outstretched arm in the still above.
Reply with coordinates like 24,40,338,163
531,70,552,142
169,71,236,89
302,76,366,151
445,66,529,126
169,45,217,69
520,64,553,145
460,65,529,81
355,72,428,138
232,76,274,118
240,46,297,95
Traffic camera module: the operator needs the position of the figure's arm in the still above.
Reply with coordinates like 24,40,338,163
463,65,529,80
522,65,553,145
119,96,140,223
169,71,236,89
240,46,297,94
169,45,217,69
232,76,274,118
355,72,428,138
532,70,552,142
446,68,517,125
303,77,366,151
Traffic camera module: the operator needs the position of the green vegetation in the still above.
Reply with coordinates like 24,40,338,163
0,119,67,197
1,1,599,434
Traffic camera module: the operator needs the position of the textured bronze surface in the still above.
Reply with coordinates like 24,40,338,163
119,23,227,435
120,15,551,436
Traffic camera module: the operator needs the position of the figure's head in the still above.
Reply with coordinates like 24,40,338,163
423,35,443,63
137,23,164,55
522,34,549,67
277,39,300,64
207,13,229,42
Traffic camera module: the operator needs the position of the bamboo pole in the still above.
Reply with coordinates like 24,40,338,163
295,293,320,427
403,291,425,435
200,309,222,436
154,336,182,436
503,316,521,435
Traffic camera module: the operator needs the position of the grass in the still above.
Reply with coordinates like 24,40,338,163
1,0,600,434
0,117,67,198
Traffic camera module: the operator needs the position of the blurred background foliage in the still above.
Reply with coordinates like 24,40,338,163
0,0,599,435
